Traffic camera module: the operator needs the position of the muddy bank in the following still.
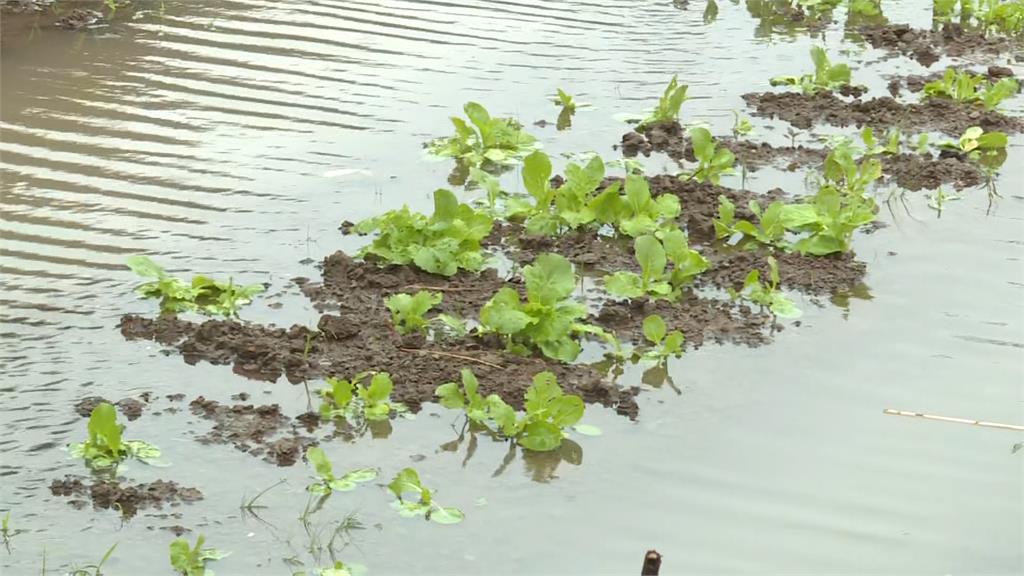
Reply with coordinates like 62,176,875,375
50,476,203,518
743,91,1024,135
619,121,687,160
121,312,640,419
859,23,1021,67
74,394,150,421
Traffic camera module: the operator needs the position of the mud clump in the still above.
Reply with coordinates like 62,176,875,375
742,91,1024,136
189,397,314,466
74,395,148,421
50,476,202,518
860,23,1019,67
619,121,687,160
702,249,867,297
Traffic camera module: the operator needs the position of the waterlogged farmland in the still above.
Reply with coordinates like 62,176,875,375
1,1,1022,574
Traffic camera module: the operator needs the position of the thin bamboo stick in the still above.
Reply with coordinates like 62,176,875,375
883,409,1024,432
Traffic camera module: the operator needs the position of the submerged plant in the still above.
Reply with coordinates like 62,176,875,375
126,256,263,317
729,256,802,318
387,468,464,524
1,511,26,553
355,188,493,276
435,369,589,451
304,447,376,495
425,101,538,169
478,253,617,362
69,543,118,576
683,126,736,184
604,230,708,301
318,372,408,421
638,75,689,128
69,403,160,470
922,68,1019,111
169,535,229,576
770,46,856,95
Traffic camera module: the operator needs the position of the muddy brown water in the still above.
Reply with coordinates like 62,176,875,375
2,1,1022,574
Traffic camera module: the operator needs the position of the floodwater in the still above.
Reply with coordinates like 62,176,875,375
1,0,1022,574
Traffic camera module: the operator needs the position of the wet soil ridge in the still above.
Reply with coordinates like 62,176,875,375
860,23,1021,67
620,121,688,160
742,91,1024,135
720,140,985,191
188,396,315,466
50,476,203,518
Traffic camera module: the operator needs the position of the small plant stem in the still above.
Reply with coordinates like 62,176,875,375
883,409,1024,431
242,478,287,511
399,348,503,369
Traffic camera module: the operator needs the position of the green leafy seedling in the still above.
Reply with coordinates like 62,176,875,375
684,127,736,184
69,403,160,470
69,543,118,576
638,75,689,128
387,468,464,525
384,290,443,335
425,101,538,168
318,372,407,422
355,188,493,276
641,314,684,360
479,253,615,362
729,256,802,318
127,256,263,317
169,535,229,576
304,447,376,495
922,68,1019,111
770,46,855,95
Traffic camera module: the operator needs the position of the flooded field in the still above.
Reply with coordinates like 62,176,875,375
1,1,1022,574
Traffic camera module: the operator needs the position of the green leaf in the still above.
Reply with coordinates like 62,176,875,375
479,287,535,334
634,235,667,286
572,424,602,436
603,272,645,299
642,314,667,345
429,506,465,525
663,331,684,354
522,151,553,205
363,373,393,405
88,402,123,459
689,127,713,161
434,382,465,410
388,468,427,502
547,395,584,428
306,446,333,481
518,420,563,452
126,255,166,278
523,253,575,306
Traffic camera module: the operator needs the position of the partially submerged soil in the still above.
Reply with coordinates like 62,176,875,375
721,140,985,191
742,91,1024,135
620,121,687,160
859,23,1022,67
74,394,149,421
188,396,316,466
887,66,1017,97
50,476,203,518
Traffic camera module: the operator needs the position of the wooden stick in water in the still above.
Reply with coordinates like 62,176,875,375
883,409,1024,432
641,550,662,576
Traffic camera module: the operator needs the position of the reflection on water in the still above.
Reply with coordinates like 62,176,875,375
438,419,583,483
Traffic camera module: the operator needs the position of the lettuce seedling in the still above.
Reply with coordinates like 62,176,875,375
729,256,801,318
355,188,493,276
304,447,376,495
425,101,538,169
509,150,615,235
860,126,901,156
553,88,578,113
127,256,263,317
641,314,684,360
638,75,689,128
683,127,736,184
69,403,160,470
939,126,1008,172
770,46,855,95
384,290,442,335
169,534,229,576
478,253,615,362
318,372,407,422
435,370,586,452
387,468,464,525
610,173,681,237
790,184,876,256
974,0,1024,35
922,68,1019,111
605,229,709,301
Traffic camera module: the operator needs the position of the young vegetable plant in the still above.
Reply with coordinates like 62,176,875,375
383,290,465,339
683,127,736,184
603,172,682,237
169,535,229,576
304,447,376,495
126,256,263,317
354,188,493,276
435,370,590,451
68,543,118,576
860,126,901,156
640,314,684,360
69,403,160,470
728,256,802,319
425,101,538,168
769,46,856,95
318,372,408,422
604,229,708,301
509,150,617,235
922,68,1019,111
478,253,616,362
387,468,464,524
637,75,689,128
